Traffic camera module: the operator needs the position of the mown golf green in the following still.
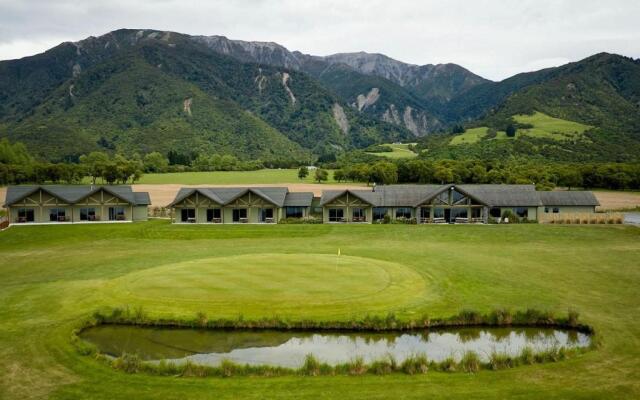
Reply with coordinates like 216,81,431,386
1,221,639,399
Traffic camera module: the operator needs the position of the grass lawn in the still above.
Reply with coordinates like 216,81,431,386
366,143,418,159
1,221,639,399
93,169,338,185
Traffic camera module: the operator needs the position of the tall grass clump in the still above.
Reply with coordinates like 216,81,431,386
400,354,429,375
460,351,481,373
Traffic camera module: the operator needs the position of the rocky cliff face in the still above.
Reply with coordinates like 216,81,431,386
188,35,487,135
323,52,488,101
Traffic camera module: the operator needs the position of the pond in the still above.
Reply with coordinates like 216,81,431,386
80,325,591,368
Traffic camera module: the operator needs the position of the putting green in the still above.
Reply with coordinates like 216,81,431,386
105,253,427,317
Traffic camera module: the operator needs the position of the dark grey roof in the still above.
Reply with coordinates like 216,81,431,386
283,192,314,207
458,184,540,207
4,185,151,207
169,187,290,207
538,191,600,206
320,185,442,207
319,184,598,208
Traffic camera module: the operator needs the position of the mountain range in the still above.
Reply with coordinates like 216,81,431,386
0,28,639,162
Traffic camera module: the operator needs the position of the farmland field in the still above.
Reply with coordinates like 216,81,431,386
1,221,639,399
120,169,339,185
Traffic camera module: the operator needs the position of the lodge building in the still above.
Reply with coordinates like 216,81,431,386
3,184,599,226
3,185,150,224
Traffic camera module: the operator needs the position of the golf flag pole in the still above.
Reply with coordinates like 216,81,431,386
336,248,341,271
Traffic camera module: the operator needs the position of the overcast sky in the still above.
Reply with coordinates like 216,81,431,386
0,0,638,81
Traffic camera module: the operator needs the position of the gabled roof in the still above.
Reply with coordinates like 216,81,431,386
283,192,314,207
457,184,540,207
168,187,290,207
538,191,600,206
320,185,442,207
3,185,151,207
318,184,599,208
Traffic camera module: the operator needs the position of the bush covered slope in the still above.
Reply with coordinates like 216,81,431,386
0,29,411,162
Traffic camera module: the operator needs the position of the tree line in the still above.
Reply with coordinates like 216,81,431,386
331,158,640,190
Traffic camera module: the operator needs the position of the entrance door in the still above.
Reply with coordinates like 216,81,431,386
444,209,451,223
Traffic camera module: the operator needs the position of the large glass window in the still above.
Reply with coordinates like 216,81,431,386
372,207,387,221
80,207,96,221
514,207,528,218
108,206,125,221
17,208,35,222
232,208,248,222
207,208,221,222
352,208,366,222
451,189,466,204
395,207,412,219
450,208,468,221
260,208,274,222
180,208,195,222
471,208,482,219
329,208,344,222
420,208,430,221
285,207,304,218
49,208,66,222
490,207,501,218
433,207,445,219
553,207,560,214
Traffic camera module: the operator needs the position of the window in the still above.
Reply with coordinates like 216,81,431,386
108,207,126,221
451,189,466,204
207,208,221,222
436,191,449,204
180,208,195,222
490,207,501,218
433,207,445,219
352,208,365,222
260,208,274,222
372,207,387,221
17,208,34,222
49,208,66,222
395,207,412,219
420,208,430,221
328,208,344,222
80,207,96,221
450,208,468,221
285,207,304,218
553,207,560,214
232,208,248,222
544,207,550,213
471,208,482,219
514,207,528,218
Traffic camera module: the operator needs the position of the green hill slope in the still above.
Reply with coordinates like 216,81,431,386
0,29,411,162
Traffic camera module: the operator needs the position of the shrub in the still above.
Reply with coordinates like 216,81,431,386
370,355,396,375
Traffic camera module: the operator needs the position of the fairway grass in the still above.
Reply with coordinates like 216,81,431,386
107,254,426,315
1,221,639,399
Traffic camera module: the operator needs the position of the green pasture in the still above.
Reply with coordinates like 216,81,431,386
450,112,593,145
0,221,639,399
366,143,418,159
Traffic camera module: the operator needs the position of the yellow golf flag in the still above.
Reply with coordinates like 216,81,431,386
338,248,341,256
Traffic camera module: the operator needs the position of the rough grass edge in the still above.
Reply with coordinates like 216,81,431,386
70,307,598,378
